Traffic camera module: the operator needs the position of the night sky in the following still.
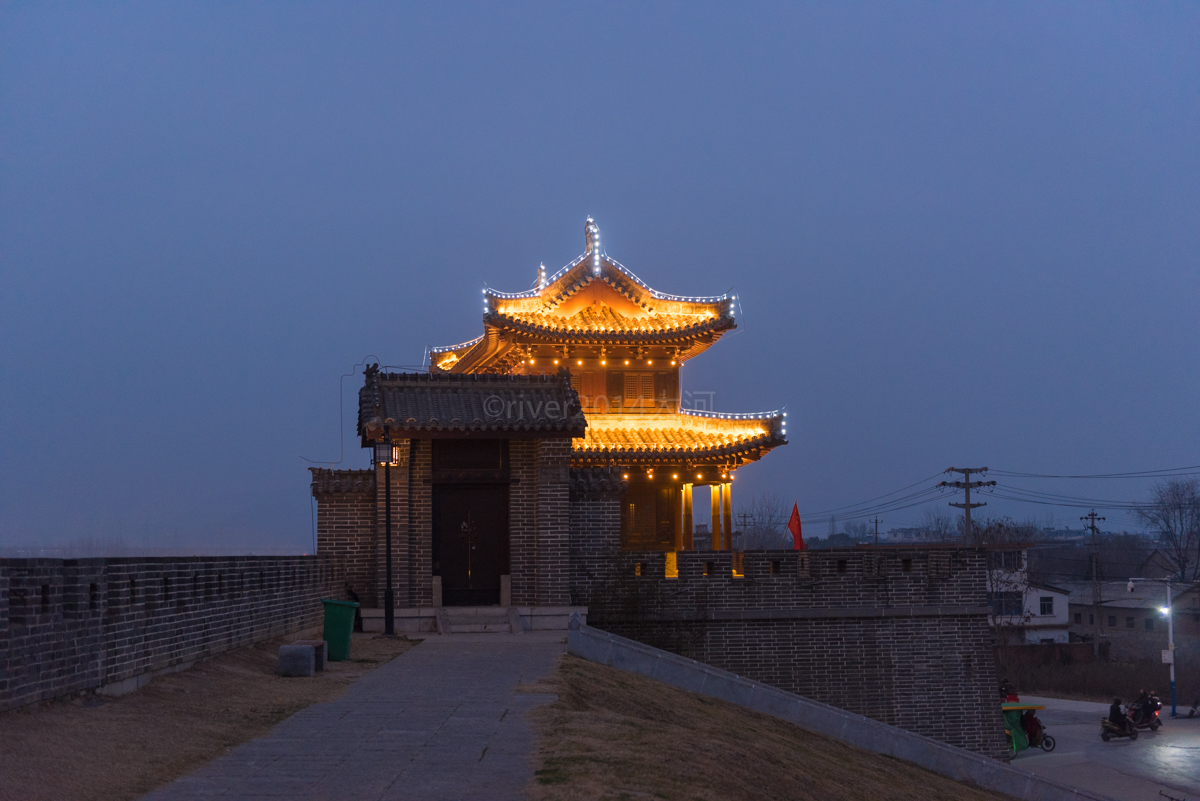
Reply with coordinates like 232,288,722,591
2,3,1197,553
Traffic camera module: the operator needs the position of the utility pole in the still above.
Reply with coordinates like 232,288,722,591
1082,510,1105,658
870,517,882,545
937,467,996,545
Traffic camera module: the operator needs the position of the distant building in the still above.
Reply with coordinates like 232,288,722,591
1063,580,1200,661
880,527,941,543
987,546,1072,645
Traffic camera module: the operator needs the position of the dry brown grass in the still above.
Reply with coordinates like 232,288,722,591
526,655,1011,801
0,634,414,801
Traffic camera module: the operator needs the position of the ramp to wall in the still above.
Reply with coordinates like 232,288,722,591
568,624,1113,801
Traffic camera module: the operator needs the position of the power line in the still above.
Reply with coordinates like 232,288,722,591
800,471,946,518
991,465,1200,479
802,487,947,526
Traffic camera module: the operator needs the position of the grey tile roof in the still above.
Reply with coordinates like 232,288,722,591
309,468,376,497
359,366,586,439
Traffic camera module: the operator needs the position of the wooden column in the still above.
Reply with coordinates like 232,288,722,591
722,480,733,551
673,485,684,552
710,484,722,551
682,483,694,550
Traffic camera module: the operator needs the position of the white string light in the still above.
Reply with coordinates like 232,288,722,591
430,335,484,354
680,408,786,422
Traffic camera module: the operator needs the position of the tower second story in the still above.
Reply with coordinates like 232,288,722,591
429,217,738,415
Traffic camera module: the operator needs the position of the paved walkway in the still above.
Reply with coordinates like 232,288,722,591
1014,695,1200,801
143,633,565,801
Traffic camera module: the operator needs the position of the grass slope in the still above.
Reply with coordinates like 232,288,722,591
527,655,1009,801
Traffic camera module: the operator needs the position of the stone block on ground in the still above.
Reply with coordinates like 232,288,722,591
278,644,316,677
291,639,327,671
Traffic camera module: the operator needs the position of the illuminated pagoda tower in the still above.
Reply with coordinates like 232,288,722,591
429,217,787,558
313,217,787,628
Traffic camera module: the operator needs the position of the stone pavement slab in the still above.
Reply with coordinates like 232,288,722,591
141,632,564,801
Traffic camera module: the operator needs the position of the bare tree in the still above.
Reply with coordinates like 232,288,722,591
738,492,791,550
844,521,871,541
914,507,958,542
1137,478,1200,582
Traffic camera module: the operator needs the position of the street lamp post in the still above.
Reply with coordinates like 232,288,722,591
375,428,399,637
1166,582,1176,718
1128,577,1178,718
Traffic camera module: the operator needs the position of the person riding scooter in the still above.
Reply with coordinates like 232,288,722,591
1109,698,1132,735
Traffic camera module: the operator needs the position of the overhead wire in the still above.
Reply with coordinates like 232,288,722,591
800,471,946,518
798,463,1196,534
990,465,1200,479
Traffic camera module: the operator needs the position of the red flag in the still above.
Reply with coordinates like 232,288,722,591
788,502,805,550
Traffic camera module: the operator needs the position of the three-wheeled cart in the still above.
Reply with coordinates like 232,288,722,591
1002,703,1056,755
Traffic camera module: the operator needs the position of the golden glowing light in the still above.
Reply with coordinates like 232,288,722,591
601,360,607,366
624,359,630,365
577,359,583,365
672,474,678,479
671,360,677,365
553,359,559,365
647,359,653,365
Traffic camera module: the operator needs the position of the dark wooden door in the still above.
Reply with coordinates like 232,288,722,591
433,484,509,606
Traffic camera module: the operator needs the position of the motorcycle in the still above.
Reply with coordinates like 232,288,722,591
1100,717,1139,741
1129,698,1163,732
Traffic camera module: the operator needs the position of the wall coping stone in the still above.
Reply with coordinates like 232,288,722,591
594,605,991,622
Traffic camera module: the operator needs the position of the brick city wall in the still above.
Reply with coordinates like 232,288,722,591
568,488,1006,758
311,468,377,606
0,555,345,711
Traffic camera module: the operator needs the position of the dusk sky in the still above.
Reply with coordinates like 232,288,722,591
2,3,1197,554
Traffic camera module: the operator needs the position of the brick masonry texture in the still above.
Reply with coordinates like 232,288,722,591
0,555,345,712
568,486,1008,759
509,440,538,605
311,468,377,607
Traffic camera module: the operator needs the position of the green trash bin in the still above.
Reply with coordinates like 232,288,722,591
321,598,359,662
